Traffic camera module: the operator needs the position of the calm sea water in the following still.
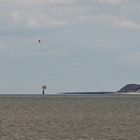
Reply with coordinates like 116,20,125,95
0,94,140,140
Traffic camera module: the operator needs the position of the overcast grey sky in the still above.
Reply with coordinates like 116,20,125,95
0,0,140,93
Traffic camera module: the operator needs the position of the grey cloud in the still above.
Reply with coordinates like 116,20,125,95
0,0,140,32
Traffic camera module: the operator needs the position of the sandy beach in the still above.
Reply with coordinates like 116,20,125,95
0,94,140,140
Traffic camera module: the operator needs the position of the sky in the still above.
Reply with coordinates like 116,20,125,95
0,0,140,94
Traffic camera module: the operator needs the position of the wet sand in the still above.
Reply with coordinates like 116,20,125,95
0,95,140,140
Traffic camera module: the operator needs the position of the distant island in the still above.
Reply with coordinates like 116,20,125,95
61,84,140,95
118,84,140,92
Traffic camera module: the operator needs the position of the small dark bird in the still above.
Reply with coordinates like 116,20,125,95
38,40,41,43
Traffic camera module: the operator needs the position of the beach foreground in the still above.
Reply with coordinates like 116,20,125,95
0,94,140,140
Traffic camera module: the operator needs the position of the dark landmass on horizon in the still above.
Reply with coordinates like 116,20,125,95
61,92,113,95
61,84,140,95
